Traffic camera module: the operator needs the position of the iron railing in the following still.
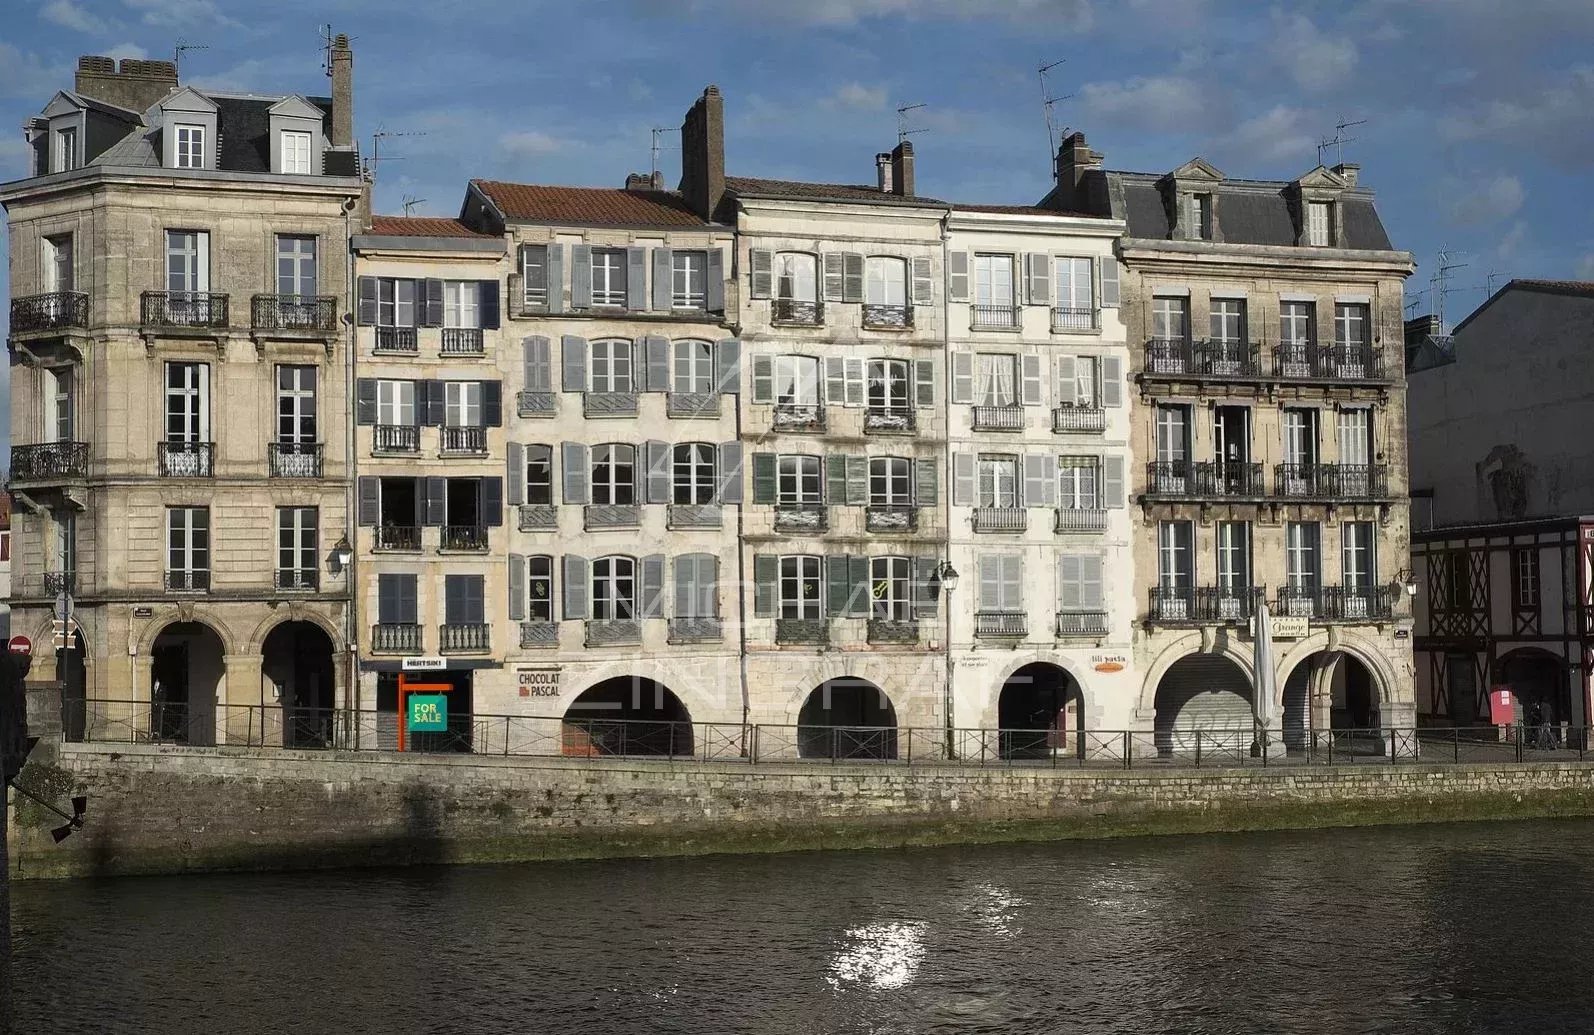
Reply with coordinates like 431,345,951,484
667,503,722,529
774,503,828,532
866,618,919,644
518,504,558,531
520,621,559,648
373,424,420,453
440,425,488,454
586,619,642,646
1056,611,1109,637
771,298,822,325
440,623,491,653
10,291,88,332
584,504,642,531
440,328,485,354
517,390,556,417
371,623,422,653
772,402,825,431
667,617,723,644
274,568,318,591
11,440,89,480
775,617,829,644
971,304,1020,329
1275,463,1389,500
440,525,488,551
1273,343,1385,381
972,507,1026,533
1052,406,1106,434
1279,585,1396,622
1144,338,1263,378
1050,306,1099,333
374,326,418,352
864,407,916,433
374,525,421,552
251,294,336,332
584,392,639,418
1145,460,1265,498
666,392,720,419
865,504,918,533
975,611,1027,638
862,303,913,329
164,569,210,592
141,291,228,329
268,442,323,478
158,441,214,477
43,570,74,595
971,405,1024,431
1148,586,1265,623
1055,507,1107,533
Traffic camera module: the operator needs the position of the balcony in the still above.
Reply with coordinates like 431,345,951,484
772,298,822,326
1144,461,1265,500
1052,406,1106,434
1275,463,1389,500
775,618,829,645
1278,586,1395,622
43,570,74,596
517,390,556,417
374,326,418,353
251,294,336,333
1143,339,1263,379
372,623,422,654
11,441,89,481
518,504,558,531
774,503,828,533
374,424,420,454
975,611,1027,638
274,568,318,592
584,504,641,531
1055,507,1107,533
11,291,88,333
374,525,421,552
971,304,1020,330
862,303,912,330
1148,586,1264,624
440,328,485,355
586,619,642,647
158,441,214,478
864,407,915,434
165,569,211,592
1273,343,1386,382
440,425,488,455
439,623,491,654
584,392,639,418
141,291,228,331
520,621,559,649
269,442,323,478
772,402,825,432
667,392,720,419
668,503,722,529
866,618,919,644
971,405,1024,431
1056,611,1108,637
865,504,917,533
668,617,723,644
1050,307,1100,333
972,507,1026,533
439,525,488,551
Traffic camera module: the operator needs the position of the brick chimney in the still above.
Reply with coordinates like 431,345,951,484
329,34,354,150
625,171,664,191
1332,162,1359,187
875,152,893,192
679,85,725,221
74,55,177,113
889,141,914,197
1054,131,1103,196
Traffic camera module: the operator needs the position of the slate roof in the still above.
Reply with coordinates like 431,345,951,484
367,215,497,238
211,95,332,173
953,202,1106,219
1110,172,1395,250
725,176,946,206
472,180,708,227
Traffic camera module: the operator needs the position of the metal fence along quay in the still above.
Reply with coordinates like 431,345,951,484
62,699,1594,769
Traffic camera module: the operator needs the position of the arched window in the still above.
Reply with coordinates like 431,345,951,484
773,355,819,405
672,443,717,504
592,556,637,620
775,252,817,301
589,339,633,393
672,339,714,394
866,358,910,412
591,444,635,505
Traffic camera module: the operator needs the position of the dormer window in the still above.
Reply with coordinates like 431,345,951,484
1193,194,1213,240
280,130,312,174
175,124,205,169
54,127,78,172
1307,201,1332,246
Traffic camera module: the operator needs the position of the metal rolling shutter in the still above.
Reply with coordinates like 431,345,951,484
1155,654,1253,753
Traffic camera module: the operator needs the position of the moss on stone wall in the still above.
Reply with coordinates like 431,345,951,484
11,759,75,831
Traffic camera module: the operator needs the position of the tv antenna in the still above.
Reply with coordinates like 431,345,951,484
896,103,927,145
318,25,356,76
1039,59,1073,176
1404,287,1428,319
1317,114,1367,168
368,126,425,178
173,38,209,75
401,195,427,216
1478,270,1507,297
650,126,679,180
1431,249,1469,334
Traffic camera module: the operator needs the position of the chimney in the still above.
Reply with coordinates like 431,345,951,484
74,55,177,113
875,152,893,192
1333,162,1359,187
1404,314,1441,348
625,171,664,191
329,34,354,150
679,85,725,221
1054,131,1103,197
889,140,914,197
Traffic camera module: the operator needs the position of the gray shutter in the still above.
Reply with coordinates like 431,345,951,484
978,554,999,611
524,336,552,392
752,452,777,504
546,244,565,313
1100,258,1121,308
673,555,694,619
749,249,773,299
842,253,864,303
911,256,933,306
706,248,725,312
1020,354,1043,406
645,440,671,504
481,478,504,527
640,553,665,617
481,279,500,329
717,441,743,503
844,358,865,408
826,454,848,505
651,248,672,311
1082,555,1104,611
1024,454,1053,507
509,554,526,621
356,276,378,324
826,555,852,617
1058,554,1083,611
626,247,647,310
753,554,778,617
1002,555,1023,611
914,360,934,409
751,353,773,403
823,252,845,301
950,352,974,404
948,251,970,302
848,556,870,616
1026,254,1051,305
1056,355,1079,406
914,556,940,618
561,335,587,392
1102,355,1123,407
356,378,377,425
1103,454,1125,508
482,380,502,426
845,455,868,505
423,477,446,525
423,380,446,426
562,442,589,505
952,452,975,506
421,278,444,327
570,244,592,309
563,555,589,620
646,336,670,392
357,476,379,525
715,339,741,394
632,340,647,391
824,356,847,406
507,441,525,506
914,458,938,506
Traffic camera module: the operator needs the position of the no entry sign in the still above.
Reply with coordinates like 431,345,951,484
8,636,32,657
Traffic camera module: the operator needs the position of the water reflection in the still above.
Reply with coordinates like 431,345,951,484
828,921,925,990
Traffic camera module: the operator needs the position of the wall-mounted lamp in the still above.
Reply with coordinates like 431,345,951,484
331,535,354,575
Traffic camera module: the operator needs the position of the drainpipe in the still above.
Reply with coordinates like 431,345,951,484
342,196,359,740
940,210,955,760
731,236,751,738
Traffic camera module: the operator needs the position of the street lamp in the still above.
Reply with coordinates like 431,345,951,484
935,560,959,760
331,535,354,574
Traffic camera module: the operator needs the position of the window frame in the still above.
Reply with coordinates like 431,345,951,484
973,253,1015,307
870,556,912,620
866,358,911,411
1053,256,1095,311
974,353,1018,408
174,124,205,169
672,442,717,505
779,555,823,619
774,252,817,302
671,250,707,309
525,447,553,506
521,245,548,306
376,278,416,328
869,456,912,506
864,255,907,306
1280,300,1314,346
167,506,211,575
1057,456,1100,510
777,454,822,505
977,454,1019,509
527,555,555,621
276,364,318,444
1151,295,1189,341
1286,521,1322,592
443,381,482,428
590,443,636,506
1307,201,1332,247
276,506,318,583
1512,547,1540,611
1333,303,1370,349
279,130,312,175
589,339,634,394
590,248,628,307
592,556,638,621
376,379,415,426
672,340,715,394
773,354,819,406
443,280,482,329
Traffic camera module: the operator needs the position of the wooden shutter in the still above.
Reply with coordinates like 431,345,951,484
1020,354,1043,405
561,335,587,392
1082,555,1104,611
914,360,934,408
570,244,592,309
950,351,974,404
1100,258,1121,308
753,554,778,616
948,251,970,302
1023,453,1053,507
978,554,1000,611
911,256,933,306
645,440,671,504
1102,355,1123,407
842,253,865,303
848,556,870,616
717,441,743,503
524,336,552,393
1058,554,1083,611
482,381,502,426
1025,254,1051,305
626,247,647,311
823,252,845,301
914,457,938,506
506,442,525,506
355,378,377,425
751,452,777,503
1001,555,1022,611
1103,454,1125,508
706,248,725,312
673,554,696,619
913,557,940,618
546,244,565,313
826,555,852,616
422,380,446,426
651,248,672,311
508,554,526,622
357,476,379,525
845,455,868,505
563,555,589,620
356,276,378,324
749,249,773,299
561,442,589,505
825,454,848,505
824,356,847,406
480,279,500,329
751,353,773,403
645,336,670,392
480,477,504,527
715,339,741,394
640,553,665,617
844,358,865,407
1056,356,1078,406
423,476,446,526
952,452,975,506
421,278,444,327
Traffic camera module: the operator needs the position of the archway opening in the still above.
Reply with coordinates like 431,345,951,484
262,620,337,748
563,676,693,756
1153,653,1252,756
997,663,1083,759
1282,650,1384,754
57,629,86,743
150,621,225,746
797,678,898,759
1502,650,1566,743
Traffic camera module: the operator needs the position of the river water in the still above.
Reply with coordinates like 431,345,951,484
12,820,1594,1034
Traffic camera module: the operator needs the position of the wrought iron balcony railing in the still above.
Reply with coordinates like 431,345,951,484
775,617,829,644
584,392,639,418
268,442,323,478
1055,507,1107,533
517,390,556,417
771,298,823,325
440,525,488,551
440,623,491,653
43,570,75,596
971,304,1020,330
975,611,1027,638
1052,406,1106,434
1148,586,1265,623
374,525,421,552
1056,611,1109,637
11,441,89,480
866,618,920,644
274,568,318,591
1278,585,1396,622
667,503,722,529
158,441,214,477
440,425,488,454
864,407,915,434
10,291,88,333
1050,307,1100,333
165,569,211,592
865,504,917,533
518,504,558,531
374,326,418,353
971,404,1024,431
251,294,336,332
1273,343,1386,382
862,303,912,329
972,506,1026,533
141,291,228,329
1143,338,1263,379
584,504,641,531
440,327,485,355
520,620,559,648
774,503,828,533
772,402,825,431
372,623,422,654
586,619,643,646
666,392,720,419
668,617,723,644
1144,460,1265,499
1274,463,1389,500
373,424,420,453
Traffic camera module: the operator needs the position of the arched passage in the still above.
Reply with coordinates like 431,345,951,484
798,678,898,759
262,621,336,748
57,629,86,743
563,676,693,756
1153,653,1252,755
1281,650,1383,751
1501,649,1567,732
150,621,225,746
997,663,1084,759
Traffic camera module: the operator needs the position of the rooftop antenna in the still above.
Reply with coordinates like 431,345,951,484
896,103,928,145
650,126,679,181
1431,249,1469,334
173,38,209,76
1478,270,1507,297
1317,114,1367,167
318,25,357,76
1404,287,1429,319
368,125,425,180
1039,59,1072,176
401,195,426,216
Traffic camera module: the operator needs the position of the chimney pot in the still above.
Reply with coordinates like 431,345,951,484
875,153,893,192
889,140,914,197
1332,162,1360,187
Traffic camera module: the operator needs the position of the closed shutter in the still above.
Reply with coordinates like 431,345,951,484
482,381,502,426
506,442,525,506
546,244,565,313
823,253,845,301
480,477,503,527
640,553,665,617
914,360,934,408
952,452,975,506
377,573,417,624
826,455,848,505
950,352,974,404
1056,356,1078,406
645,336,670,392
846,455,869,505
421,278,444,327
911,256,933,306
1102,355,1123,407
978,554,1000,611
717,441,743,503
1023,453,1053,507
357,476,379,525
570,245,592,309
673,554,697,618
508,554,526,622
749,249,773,299
824,356,847,406
914,457,938,506
561,335,587,392
842,253,865,303
1103,454,1126,507
563,555,590,620
751,353,773,403
913,556,939,618
651,248,672,311
1025,254,1050,305
715,339,741,394
826,555,852,616
948,251,970,302
1081,555,1104,610
1020,354,1043,405
524,336,552,392
422,380,446,426
1100,258,1121,308
1058,554,1084,611
844,358,866,408
1157,654,1253,751
752,554,778,617
423,477,446,526
848,555,870,616
356,277,378,324
480,279,500,329
706,249,725,312
626,247,647,311
1001,555,1022,611
752,453,777,503
645,440,671,504
562,442,589,505
355,378,377,425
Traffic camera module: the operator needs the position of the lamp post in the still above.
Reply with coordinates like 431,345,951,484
936,559,959,760
331,534,355,748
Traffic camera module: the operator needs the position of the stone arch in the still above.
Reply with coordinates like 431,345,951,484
559,658,718,728
776,657,921,719
797,676,898,759
1275,629,1397,714
137,609,240,657
1151,651,1255,756
982,652,1098,730
245,607,345,655
562,674,694,756
1137,632,1257,718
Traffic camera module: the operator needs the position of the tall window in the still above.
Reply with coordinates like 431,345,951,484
592,557,637,621
521,245,548,306
275,235,317,297
1210,298,1246,345
1152,296,1189,341
277,507,318,588
1513,547,1540,610
777,454,822,504
174,124,205,169
1057,457,1099,510
52,510,76,577
978,555,1023,612
1334,303,1369,348
42,234,73,293
167,507,210,580
867,359,910,412
775,253,817,301
779,556,823,619
1155,404,1189,462
1158,521,1192,591
1070,356,1100,407
1283,408,1318,465
977,455,1019,508
672,250,707,308
443,281,481,328
166,230,209,295
591,444,635,506
54,127,77,172
527,556,555,621
276,365,317,445
869,457,912,506
165,362,209,443
975,353,1017,407
1280,301,1313,347
773,355,819,405
974,254,1014,306
865,256,907,306
376,380,415,426
444,381,482,427
377,278,416,327
672,443,716,505
525,446,553,505
591,248,627,306
871,556,912,621
1216,521,1251,592
46,368,73,443
280,130,312,174
590,340,633,393
444,574,486,625
1337,408,1372,494
1054,257,1094,310
1286,522,1321,592
673,340,714,394
1307,201,1332,246
1342,522,1375,591
1192,194,1212,239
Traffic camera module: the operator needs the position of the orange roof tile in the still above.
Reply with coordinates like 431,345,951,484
472,180,708,227
366,216,495,238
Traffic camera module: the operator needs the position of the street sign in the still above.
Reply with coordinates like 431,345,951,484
407,693,448,732
401,656,446,671
1269,616,1309,639
7,636,31,657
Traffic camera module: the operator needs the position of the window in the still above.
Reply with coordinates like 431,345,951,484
975,354,1017,407
779,556,823,619
1054,257,1094,310
1307,201,1332,246
672,251,707,308
275,235,317,297
43,234,73,293
978,554,1023,612
1155,404,1189,462
52,509,76,577
46,367,73,443
1057,457,1099,509
444,574,486,624
870,457,912,506
444,381,482,427
672,443,716,504
443,281,481,328
673,340,715,394
1071,355,1099,407
54,127,77,172
1158,521,1193,590
1217,521,1251,592
525,446,553,505
277,507,318,587
376,380,415,426
1210,298,1246,345
166,230,209,295
167,507,210,577
675,555,717,618
521,245,548,306
777,454,822,504
1342,522,1376,591
591,444,635,506
590,340,634,393
1152,296,1189,342
1513,547,1540,610
871,556,912,620
280,130,312,175
523,556,555,621
377,278,416,327
1280,301,1313,346
1283,408,1318,466
593,556,637,620
978,455,1019,508
591,248,627,306
1337,408,1372,469
773,355,819,405
1192,194,1212,239
864,256,907,306
165,362,209,443
974,254,1015,306
1334,303,1369,348
867,359,910,412
775,253,817,301
377,574,419,625
1286,522,1321,592
277,366,317,444
175,124,205,169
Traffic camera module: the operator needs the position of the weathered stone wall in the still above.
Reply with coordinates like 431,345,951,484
14,743,1594,879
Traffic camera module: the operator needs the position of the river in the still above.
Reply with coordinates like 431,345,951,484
12,819,1593,1034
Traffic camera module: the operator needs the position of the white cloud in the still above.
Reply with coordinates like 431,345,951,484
1438,67,1594,169
104,42,150,61
0,44,61,101
1216,105,1321,167
121,0,238,28
41,0,98,32
1076,76,1217,133
1269,10,1358,93
500,131,570,159
822,82,889,111
1577,253,1594,280
656,0,1091,27
1495,220,1528,262
1445,174,1525,226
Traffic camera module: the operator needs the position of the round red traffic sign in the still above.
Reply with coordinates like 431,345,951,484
8,636,32,657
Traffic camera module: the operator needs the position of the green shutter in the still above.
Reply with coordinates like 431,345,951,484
752,453,777,504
